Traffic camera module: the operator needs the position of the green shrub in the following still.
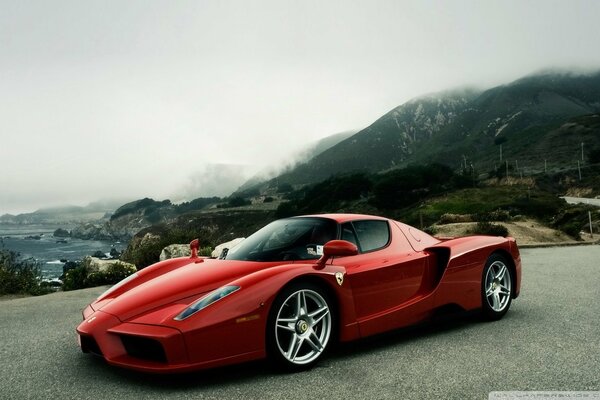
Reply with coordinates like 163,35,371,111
559,222,582,240
371,164,457,210
276,173,372,217
277,183,294,193
422,225,438,236
469,221,509,237
63,261,137,291
218,197,252,208
62,265,87,291
552,205,597,240
0,250,51,296
474,209,512,222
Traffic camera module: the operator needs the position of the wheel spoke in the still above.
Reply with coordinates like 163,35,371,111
276,321,296,332
305,330,323,352
295,291,307,318
495,264,507,281
485,285,494,298
498,285,510,295
287,334,303,361
492,292,501,310
309,306,329,324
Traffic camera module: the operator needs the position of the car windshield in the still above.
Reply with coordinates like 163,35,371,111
224,217,337,262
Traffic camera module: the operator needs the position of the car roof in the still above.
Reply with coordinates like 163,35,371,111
297,213,389,224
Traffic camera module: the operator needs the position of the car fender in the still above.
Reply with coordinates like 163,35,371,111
151,262,359,365
96,256,203,304
426,236,515,311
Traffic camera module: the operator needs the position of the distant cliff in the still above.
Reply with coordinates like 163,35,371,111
70,197,221,241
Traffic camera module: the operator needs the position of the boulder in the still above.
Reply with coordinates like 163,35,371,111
71,223,113,240
82,256,137,275
159,244,191,261
53,228,70,237
109,247,121,259
92,250,107,258
212,237,245,258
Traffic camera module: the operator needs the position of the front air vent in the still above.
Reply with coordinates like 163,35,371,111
80,335,103,357
120,335,167,363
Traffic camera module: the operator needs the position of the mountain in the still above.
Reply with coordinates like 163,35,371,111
234,130,356,194
0,199,128,225
274,71,600,186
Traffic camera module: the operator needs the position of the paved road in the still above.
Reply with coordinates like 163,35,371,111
561,196,600,207
1,246,599,400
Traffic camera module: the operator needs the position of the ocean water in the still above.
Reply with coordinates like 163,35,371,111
0,224,128,279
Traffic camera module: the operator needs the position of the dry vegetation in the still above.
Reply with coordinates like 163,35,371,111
434,218,598,245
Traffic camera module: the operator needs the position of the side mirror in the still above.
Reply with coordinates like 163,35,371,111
190,239,204,263
315,240,358,269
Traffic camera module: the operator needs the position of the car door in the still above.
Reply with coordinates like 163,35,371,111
340,220,430,335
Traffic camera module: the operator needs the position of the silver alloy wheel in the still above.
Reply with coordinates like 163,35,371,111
484,260,512,312
274,289,332,365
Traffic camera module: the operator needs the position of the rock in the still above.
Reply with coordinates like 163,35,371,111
92,250,106,258
71,223,113,240
212,237,245,258
81,256,137,275
53,228,70,237
159,244,191,261
109,247,121,259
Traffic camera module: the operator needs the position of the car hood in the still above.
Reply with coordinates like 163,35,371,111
96,258,284,321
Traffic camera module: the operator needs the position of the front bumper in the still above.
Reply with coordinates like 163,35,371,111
76,307,264,373
77,310,190,372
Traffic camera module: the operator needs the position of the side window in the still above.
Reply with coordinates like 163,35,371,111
341,223,359,247
352,220,390,252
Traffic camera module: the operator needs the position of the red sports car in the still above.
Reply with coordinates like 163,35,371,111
76,214,521,373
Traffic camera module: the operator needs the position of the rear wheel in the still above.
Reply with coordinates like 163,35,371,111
267,283,333,370
481,254,513,320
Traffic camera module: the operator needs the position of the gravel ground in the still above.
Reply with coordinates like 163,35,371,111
1,246,599,400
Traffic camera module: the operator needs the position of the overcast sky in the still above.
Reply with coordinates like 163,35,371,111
2,0,600,215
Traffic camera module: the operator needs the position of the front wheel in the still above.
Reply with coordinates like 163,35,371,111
481,254,513,321
267,283,334,370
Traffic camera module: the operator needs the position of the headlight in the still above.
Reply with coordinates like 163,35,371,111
174,285,240,321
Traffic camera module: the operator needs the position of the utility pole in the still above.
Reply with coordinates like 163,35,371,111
581,142,585,162
505,160,509,180
515,160,519,172
577,160,582,180
589,211,594,239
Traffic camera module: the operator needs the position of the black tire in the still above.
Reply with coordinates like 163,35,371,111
266,282,334,371
481,254,513,321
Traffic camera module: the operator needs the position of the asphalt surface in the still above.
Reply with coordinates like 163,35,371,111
1,246,599,400
561,196,600,207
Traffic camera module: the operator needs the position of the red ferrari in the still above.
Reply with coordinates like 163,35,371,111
77,214,521,373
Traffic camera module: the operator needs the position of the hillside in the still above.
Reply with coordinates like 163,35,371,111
271,71,600,187
234,130,356,194
0,200,124,225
